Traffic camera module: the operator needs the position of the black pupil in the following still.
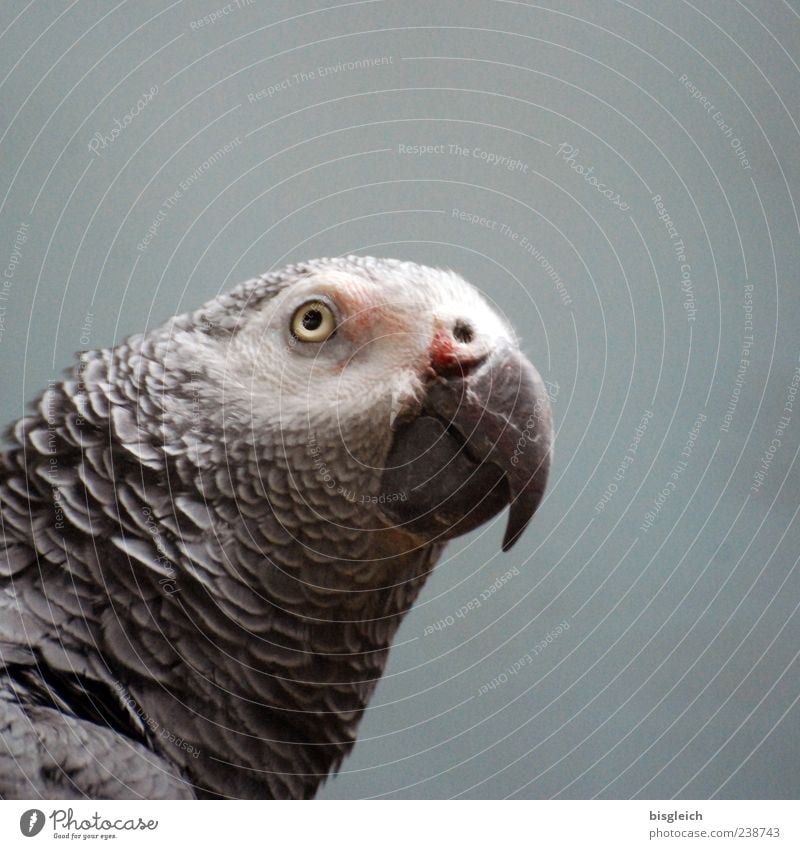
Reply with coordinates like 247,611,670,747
302,309,323,331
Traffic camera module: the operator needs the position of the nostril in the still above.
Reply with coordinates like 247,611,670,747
452,320,474,345
429,326,486,378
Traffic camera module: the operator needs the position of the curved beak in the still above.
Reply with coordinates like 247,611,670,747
379,339,553,551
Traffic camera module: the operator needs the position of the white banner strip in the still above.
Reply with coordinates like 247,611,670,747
1,799,796,848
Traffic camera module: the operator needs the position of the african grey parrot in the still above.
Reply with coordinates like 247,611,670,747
0,256,552,799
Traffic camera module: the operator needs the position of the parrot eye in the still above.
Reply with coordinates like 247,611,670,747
291,301,337,342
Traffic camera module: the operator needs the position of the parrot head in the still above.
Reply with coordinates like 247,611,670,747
178,256,553,554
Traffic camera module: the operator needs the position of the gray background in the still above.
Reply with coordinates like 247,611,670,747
1,0,798,799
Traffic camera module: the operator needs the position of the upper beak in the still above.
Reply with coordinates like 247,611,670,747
379,339,553,551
